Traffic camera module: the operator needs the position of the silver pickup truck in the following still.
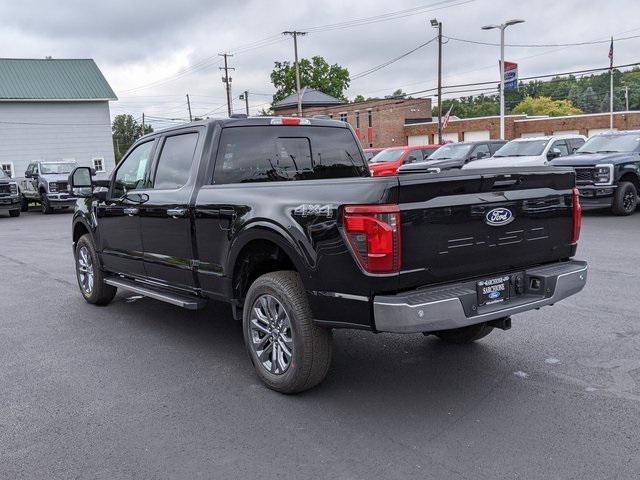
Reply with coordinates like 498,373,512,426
18,160,78,214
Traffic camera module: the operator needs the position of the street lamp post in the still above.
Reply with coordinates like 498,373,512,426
481,19,525,140
430,18,443,144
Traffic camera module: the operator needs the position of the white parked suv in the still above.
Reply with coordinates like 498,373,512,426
463,134,587,169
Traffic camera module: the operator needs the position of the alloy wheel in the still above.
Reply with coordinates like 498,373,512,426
623,189,636,212
77,246,94,295
249,294,294,375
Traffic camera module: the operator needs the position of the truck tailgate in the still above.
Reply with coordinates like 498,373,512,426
396,168,577,291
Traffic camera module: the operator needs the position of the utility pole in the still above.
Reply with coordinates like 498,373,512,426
141,112,145,134
283,31,307,117
186,94,193,122
624,85,629,111
242,90,250,116
430,19,443,144
219,53,235,117
481,19,525,140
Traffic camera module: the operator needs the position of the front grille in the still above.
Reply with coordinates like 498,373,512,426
574,167,596,185
56,181,69,192
0,184,10,194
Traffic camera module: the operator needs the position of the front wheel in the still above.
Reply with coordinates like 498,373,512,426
40,193,53,214
9,209,20,217
20,197,29,212
243,271,332,394
75,234,116,306
612,181,638,216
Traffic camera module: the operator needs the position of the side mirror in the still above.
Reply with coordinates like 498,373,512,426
547,148,561,160
24,171,31,178
68,166,93,197
475,151,486,160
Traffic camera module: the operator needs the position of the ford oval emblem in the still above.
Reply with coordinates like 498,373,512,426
485,207,514,226
488,291,502,300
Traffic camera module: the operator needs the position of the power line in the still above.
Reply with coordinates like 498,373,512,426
351,37,437,80
443,32,640,48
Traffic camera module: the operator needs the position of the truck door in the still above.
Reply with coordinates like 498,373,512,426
138,130,202,289
97,139,156,277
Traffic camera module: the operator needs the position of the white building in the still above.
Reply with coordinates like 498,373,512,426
0,58,117,178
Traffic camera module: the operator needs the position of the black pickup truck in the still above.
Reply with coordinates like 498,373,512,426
551,130,640,215
68,116,587,393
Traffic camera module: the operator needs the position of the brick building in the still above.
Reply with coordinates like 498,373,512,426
404,111,640,144
273,89,432,148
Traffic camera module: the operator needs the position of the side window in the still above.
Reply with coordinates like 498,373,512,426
404,151,423,164
472,143,490,160
153,133,199,190
112,141,154,198
551,140,570,157
421,148,436,159
567,138,585,152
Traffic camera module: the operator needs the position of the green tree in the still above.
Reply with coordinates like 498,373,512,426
512,96,582,117
270,56,350,104
112,114,153,163
352,94,366,103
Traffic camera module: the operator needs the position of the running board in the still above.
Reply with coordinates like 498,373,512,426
105,277,207,310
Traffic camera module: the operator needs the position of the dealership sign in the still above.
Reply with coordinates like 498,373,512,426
502,61,518,91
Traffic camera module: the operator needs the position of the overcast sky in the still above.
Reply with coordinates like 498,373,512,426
1,0,638,129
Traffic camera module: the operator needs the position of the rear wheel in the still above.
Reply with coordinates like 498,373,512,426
40,193,53,214
243,271,332,394
431,322,494,344
75,234,116,306
612,181,638,216
20,196,29,212
9,209,20,217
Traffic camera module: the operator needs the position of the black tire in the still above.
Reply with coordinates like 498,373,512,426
74,234,116,306
432,322,494,344
20,196,29,212
40,193,53,214
611,181,638,216
242,271,332,394
9,209,20,217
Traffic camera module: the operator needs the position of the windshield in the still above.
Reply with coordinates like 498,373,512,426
494,139,548,157
0,169,8,179
428,143,473,160
577,133,640,154
370,149,405,163
40,162,76,174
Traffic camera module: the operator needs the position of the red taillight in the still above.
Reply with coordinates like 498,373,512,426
270,117,310,126
343,204,401,274
571,187,582,244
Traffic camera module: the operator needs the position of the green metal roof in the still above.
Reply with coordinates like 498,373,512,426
0,58,117,101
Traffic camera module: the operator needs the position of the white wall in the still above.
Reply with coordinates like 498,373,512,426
463,130,490,141
553,130,580,135
408,135,430,146
0,101,116,177
521,132,545,138
442,132,459,142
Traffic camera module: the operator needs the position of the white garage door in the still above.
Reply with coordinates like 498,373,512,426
463,130,490,141
442,132,459,143
553,130,580,135
408,135,430,146
521,132,545,138
588,128,617,137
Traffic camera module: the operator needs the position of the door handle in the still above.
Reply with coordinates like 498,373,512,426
167,208,188,219
123,207,139,216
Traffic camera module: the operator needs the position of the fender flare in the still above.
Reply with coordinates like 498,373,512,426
225,220,313,283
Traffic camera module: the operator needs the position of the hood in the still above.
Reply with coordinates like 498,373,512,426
369,161,399,175
421,158,464,169
551,152,635,167
463,155,546,169
40,173,71,183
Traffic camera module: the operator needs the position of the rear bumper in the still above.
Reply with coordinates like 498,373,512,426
373,260,587,333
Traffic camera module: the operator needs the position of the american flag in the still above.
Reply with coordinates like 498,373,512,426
442,105,453,129
609,37,614,69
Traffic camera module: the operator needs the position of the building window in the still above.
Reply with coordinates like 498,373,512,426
355,111,360,128
1,163,14,178
367,110,373,128
339,113,347,123
92,158,105,172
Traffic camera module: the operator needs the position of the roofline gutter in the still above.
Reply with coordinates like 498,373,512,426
0,98,117,102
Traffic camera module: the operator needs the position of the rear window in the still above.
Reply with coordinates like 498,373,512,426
213,126,367,184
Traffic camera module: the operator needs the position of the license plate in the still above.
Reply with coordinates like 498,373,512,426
477,276,510,306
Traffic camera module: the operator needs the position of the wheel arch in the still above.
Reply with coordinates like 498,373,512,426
619,170,640,191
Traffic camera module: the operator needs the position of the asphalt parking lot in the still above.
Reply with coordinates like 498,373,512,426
1,209,639,479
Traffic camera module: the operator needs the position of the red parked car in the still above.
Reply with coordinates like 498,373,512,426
363,147,385,161
369,144,441,176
